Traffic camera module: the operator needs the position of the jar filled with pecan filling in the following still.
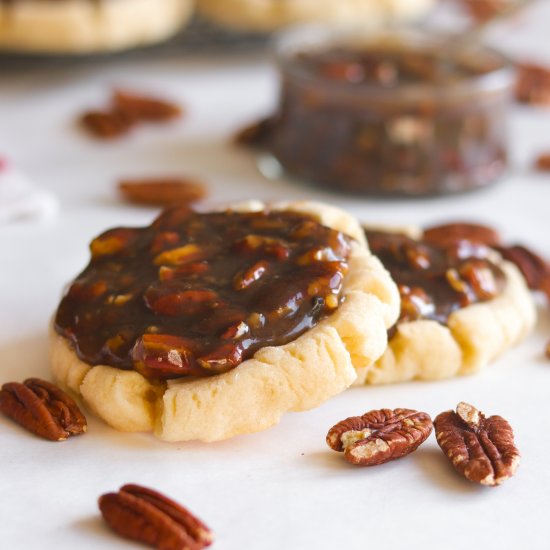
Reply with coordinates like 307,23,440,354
260,27,514,196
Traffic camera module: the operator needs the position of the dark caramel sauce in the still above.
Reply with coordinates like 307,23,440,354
365,229,505,329
55,208,351,380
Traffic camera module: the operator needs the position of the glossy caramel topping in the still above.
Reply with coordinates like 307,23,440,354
365,229,505,327
55,208,351,381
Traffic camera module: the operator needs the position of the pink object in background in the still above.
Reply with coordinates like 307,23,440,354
0,156,58,223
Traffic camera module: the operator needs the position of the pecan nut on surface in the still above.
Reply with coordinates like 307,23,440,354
535,152,550,172
434,402,520,486
81,89,182,139
118,178,207,207
0,378,87,441
326,408,433,466
99,484,214,550
496,244,550,293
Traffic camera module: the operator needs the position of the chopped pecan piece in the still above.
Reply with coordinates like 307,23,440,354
434,402,520,486
153,244,207,267
197,343,244,372
131,334,198,379
67,280,108,301
144,285,219,317
118,178,207,207
90,228,140,258
326,408,433,466
233,234,290,260
233,260,269,290
398,284,435,322
423,222,501,248
456,258,500,301
402,242,431,270
0,378,87,441
159,262,209,281
99,484,213,550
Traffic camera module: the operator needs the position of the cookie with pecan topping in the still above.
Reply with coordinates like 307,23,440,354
0,0,193,54
50,201,399,441
358,224,536,384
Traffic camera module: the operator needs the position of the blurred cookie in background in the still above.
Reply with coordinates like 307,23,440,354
196,0,436,32
0,0,195,54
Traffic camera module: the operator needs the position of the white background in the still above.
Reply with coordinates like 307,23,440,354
1,2,550,549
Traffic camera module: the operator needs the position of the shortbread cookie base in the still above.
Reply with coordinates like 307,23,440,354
0,0,193,53
197,0,434,31
50,201,400,442
363,255,536,385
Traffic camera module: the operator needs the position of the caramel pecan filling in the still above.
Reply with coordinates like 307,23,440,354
55,208,351,381
364,229,505,329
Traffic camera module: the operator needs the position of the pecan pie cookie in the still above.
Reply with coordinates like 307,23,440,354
196,0,435,32
0,0,193,53
357,225,536,384
50,201,399,441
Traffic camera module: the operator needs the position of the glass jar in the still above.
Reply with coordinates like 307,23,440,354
263,26,514,196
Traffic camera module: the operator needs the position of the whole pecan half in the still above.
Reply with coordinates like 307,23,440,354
81,89,182,139
535,152,550,172
113,89,183,123
233,116,274,148
458,0,510,21
118,177,207,207
0,378,87,441
434,402,520,486
516,63,550,106
326,408,433,466
423,222,501,248
99,484,214,550
81,110,133,139
496,244,550,291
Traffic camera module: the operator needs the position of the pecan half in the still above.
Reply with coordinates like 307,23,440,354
233,116,274,148
99,484,213,550
81,89,182,139
0,378,87,441
118,178,207,207
458,0,510,21
535,152,550,172
326,408,433,466
434,402,520,486
81,110,133,139
113,89,182,122
516,63,550,106
497,244,549,291
423,222,501,248
131,334,197,379
398,285,434,323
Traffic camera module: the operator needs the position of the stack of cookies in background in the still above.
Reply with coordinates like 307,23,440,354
0,0,436,54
